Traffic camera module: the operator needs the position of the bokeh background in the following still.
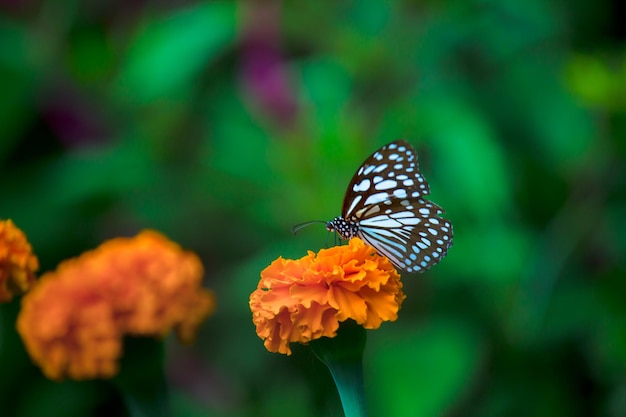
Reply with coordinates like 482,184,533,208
1,0,625,416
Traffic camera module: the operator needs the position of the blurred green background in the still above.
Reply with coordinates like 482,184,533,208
1,0,625,416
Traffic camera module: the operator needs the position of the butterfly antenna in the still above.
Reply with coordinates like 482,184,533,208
291,220,327,236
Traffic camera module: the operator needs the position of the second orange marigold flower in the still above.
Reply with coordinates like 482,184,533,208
250,238,405,355
17,230,215,380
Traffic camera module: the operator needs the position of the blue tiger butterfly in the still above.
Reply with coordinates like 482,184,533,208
325,140,453,273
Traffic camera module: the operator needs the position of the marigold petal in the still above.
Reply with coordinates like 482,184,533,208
358,287,401,328
329,285,369,324
291,302,340,341
0,219,39,302
290,281,330,308
263,308,294,355
18,285,121,380
175,289,217,344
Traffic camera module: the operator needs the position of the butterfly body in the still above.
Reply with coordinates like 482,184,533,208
327,140,453,273
326,217,358,239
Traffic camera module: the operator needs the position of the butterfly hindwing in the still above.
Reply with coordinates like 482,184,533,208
356,198,452,273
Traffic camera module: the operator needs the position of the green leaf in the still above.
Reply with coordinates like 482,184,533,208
367,320,482,417
414,95,513,219
115,2,236,104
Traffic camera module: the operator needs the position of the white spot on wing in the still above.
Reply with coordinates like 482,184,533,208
363,205,381,217
353,179,371,192
373,164,388,173
390,211,413,218
375,179,397,190
345,194,362,217
364,192,390,206
393,189,407,198
363,165,376,175
398,217,421,225
359,215,402,228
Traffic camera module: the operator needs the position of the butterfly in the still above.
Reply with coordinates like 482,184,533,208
325,140,453,273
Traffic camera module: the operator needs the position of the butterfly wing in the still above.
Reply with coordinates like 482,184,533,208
341,141,430,219
341,140,453,273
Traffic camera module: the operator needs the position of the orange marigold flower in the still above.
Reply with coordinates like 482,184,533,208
0,219,39,303
250,238,405,355
17,230,215,380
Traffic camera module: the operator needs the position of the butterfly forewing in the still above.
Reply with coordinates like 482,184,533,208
336,140,453,273
342,141,430,220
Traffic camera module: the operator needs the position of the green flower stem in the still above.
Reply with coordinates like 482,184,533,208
310,320,368,417
112,337,171,417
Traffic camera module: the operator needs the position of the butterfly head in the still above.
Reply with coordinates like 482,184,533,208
326,217,359,240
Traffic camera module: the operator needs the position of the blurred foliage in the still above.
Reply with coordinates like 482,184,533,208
0,0,625,416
